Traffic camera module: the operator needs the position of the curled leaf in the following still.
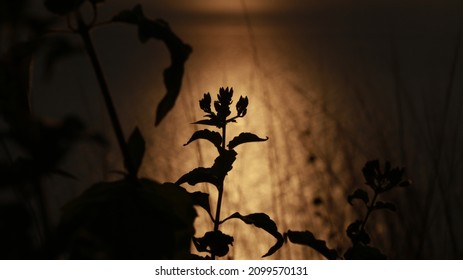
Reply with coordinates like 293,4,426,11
228,132,268,150
285,230,338,260
222,212,283,257
176,150,236,188
346,220,370,245
184,129,222,152
193,231,234,257
113,5,192,126
347,188,369,206
175,167,219,187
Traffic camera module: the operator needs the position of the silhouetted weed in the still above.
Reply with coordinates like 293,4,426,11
286,160,411,259
176,87,284,259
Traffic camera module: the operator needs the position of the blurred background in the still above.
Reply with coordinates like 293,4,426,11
3,0,463,259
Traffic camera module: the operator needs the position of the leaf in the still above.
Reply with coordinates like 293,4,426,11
346,220,370,245
285,230,338,260
347,188,369,205
113,5,192,126
222,212,284,257
211,150,237,181
184,129,222,152
372,201,396,212
176,150,236,188
192,119,220,127
193,231,234,257
176,167,220,187
228,133,268,150
189,191,213,221
127,127,145,175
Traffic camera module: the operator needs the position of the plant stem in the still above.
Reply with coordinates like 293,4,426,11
75,13,136,179
211,124,227,259
360,191,378,233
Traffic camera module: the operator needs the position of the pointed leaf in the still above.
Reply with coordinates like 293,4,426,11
372,201,396,212
189,191,213,221
222,212,284,257
228,133,268,150
192,119,220,127
127,127,145,175
176,167,220,187
184,129,222,152
285,230,338,260
347,188,369,206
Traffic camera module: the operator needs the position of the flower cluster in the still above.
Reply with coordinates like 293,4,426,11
196,87,248,128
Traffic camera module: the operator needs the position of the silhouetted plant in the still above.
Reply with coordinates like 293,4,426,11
286,160,411,259
176,87,284,259
0,0,196,258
